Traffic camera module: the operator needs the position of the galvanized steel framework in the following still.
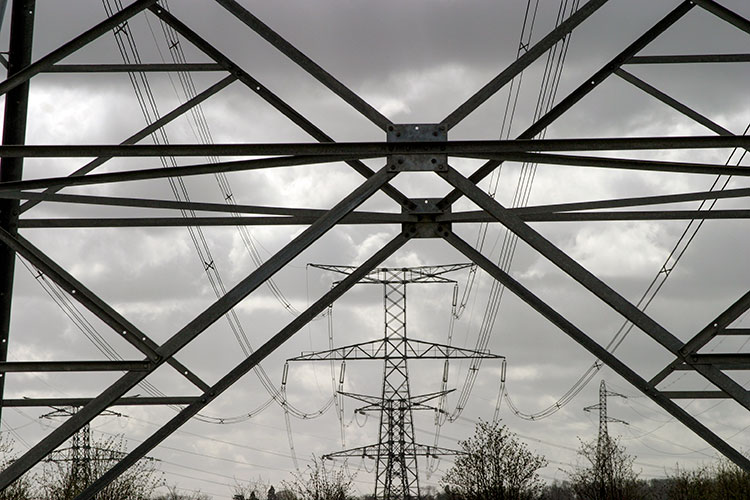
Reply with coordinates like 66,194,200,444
0,0,748,497
583,381,627,498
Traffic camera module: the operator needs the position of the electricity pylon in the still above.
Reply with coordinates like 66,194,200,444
43,407,93,494
42,406,121,495
289,264,503,500
583,380,627,498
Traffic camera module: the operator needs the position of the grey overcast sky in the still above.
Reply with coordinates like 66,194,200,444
2,0,750,497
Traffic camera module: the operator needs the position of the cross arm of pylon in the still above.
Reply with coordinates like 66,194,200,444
309,263,474,284
290,339,388,361
323,443,463,461
355,402,446,414
340,389,455,411
403,339,503,359
289,338,503,361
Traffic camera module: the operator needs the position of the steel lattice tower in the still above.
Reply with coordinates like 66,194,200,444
290,265,502,499
42,407,93,497
377,273,418,498
584,380,627,498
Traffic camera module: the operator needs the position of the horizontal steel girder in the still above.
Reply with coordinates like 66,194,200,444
627,53,750,64
4,183,750,218
0,136,748,158
17,209,750,229
0,361,150,372
44,63,224,73
2,397,199,407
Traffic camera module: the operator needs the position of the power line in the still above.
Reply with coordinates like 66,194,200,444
102,0,329,426
123,413,327,460
447,0,582,425
93,428,296,474
502,120,750,421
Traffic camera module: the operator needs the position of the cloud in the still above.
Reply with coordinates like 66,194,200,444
568,223,670,278
351,231,395,264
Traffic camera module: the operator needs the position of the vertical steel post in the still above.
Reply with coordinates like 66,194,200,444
375,273,419,500
596,381,610,498
0,1,9,35
0,0,34,425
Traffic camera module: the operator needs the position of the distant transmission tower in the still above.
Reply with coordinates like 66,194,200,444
289,264,503,500
583,380,627,498
42,406,120,495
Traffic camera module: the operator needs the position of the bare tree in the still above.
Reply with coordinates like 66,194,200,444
540,481,575,500
274,487,299,500
667,458,750,500
232,476,272,500
282,455,354,500
38,433,161,500
440,419,548,500
267,485,277,500
153,484,213,500
567,436,640,500
0,436,33,500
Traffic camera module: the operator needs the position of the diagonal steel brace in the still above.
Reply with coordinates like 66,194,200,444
74,233,411,500
443,231,750,471
439,166,750,412
0,165,398,490
0,227,209,391
0,0,159,97
150,4,412,210
438,0,695,208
